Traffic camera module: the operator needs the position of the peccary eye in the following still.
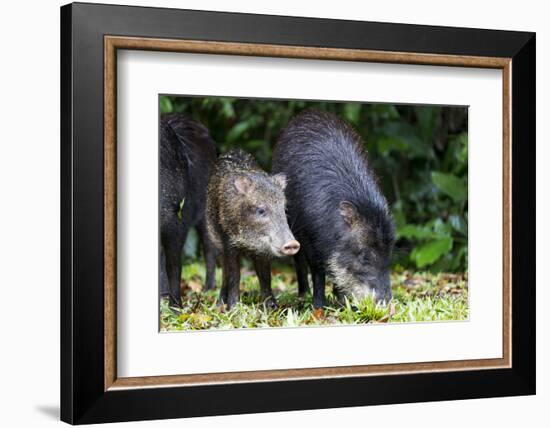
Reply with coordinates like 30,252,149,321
256,207,267,216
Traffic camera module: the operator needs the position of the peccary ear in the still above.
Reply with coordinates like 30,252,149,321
234,176,253,195
339,201,359,226
272,173,287,190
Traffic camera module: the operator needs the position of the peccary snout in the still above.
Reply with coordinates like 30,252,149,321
281,239,300,256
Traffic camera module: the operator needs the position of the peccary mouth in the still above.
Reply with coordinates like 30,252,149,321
327,253,390,303
272,249,288,258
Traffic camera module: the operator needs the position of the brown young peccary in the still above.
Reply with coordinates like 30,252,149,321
206,150,300,309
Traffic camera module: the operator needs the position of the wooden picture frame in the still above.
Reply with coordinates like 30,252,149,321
61,2,535,424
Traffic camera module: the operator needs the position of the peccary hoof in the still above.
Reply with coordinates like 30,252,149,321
166,298,182,312
203,282,216,291
262,296,278,310
166,304,183,315
224,302,236,311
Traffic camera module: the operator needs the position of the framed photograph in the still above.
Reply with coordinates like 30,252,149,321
61,2,535,424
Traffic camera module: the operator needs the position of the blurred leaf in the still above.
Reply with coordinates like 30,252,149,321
448,214,467,235
454,133,468,165
431,218,452,236
416,107,438,140
431,172,467,202
382,122,429,158
243,139,267,150
226,115,262,143
384,105,400,119
343,103,361,125
392,201,407,228
411,237,453,268
376,136,409,155
160,96,173,113
398,224,435,240
219,98,235,119
372,104,399,120
226,121,250,143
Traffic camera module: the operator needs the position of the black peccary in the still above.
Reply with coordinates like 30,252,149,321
160,113,217,307
272,109,395,308
206,149,300,309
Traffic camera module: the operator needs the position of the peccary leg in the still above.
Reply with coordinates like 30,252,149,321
159,246,169,297
253,257,277,309
311,267,326,309
294,250,310,297
220,247,240,309
161,225,187,308
197,220,217,291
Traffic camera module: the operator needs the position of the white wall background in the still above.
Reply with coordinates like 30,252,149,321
0,0,546,427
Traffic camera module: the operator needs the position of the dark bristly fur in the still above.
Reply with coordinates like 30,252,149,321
160,113,217,307
206,149,299,309
273,109,395,308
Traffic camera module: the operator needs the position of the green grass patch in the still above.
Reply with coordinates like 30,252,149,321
160,262,468,331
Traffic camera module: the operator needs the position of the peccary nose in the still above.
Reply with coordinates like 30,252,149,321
281,240,300,256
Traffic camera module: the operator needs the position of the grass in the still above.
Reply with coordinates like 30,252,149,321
160,261,468,331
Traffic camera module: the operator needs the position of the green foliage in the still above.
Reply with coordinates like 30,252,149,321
160,96,468,272
160,263,468,331
431,172,467,202
411,237,453,268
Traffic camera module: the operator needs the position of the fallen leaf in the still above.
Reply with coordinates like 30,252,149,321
188,313,212,327
187,280,203,293
312,308,325,320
